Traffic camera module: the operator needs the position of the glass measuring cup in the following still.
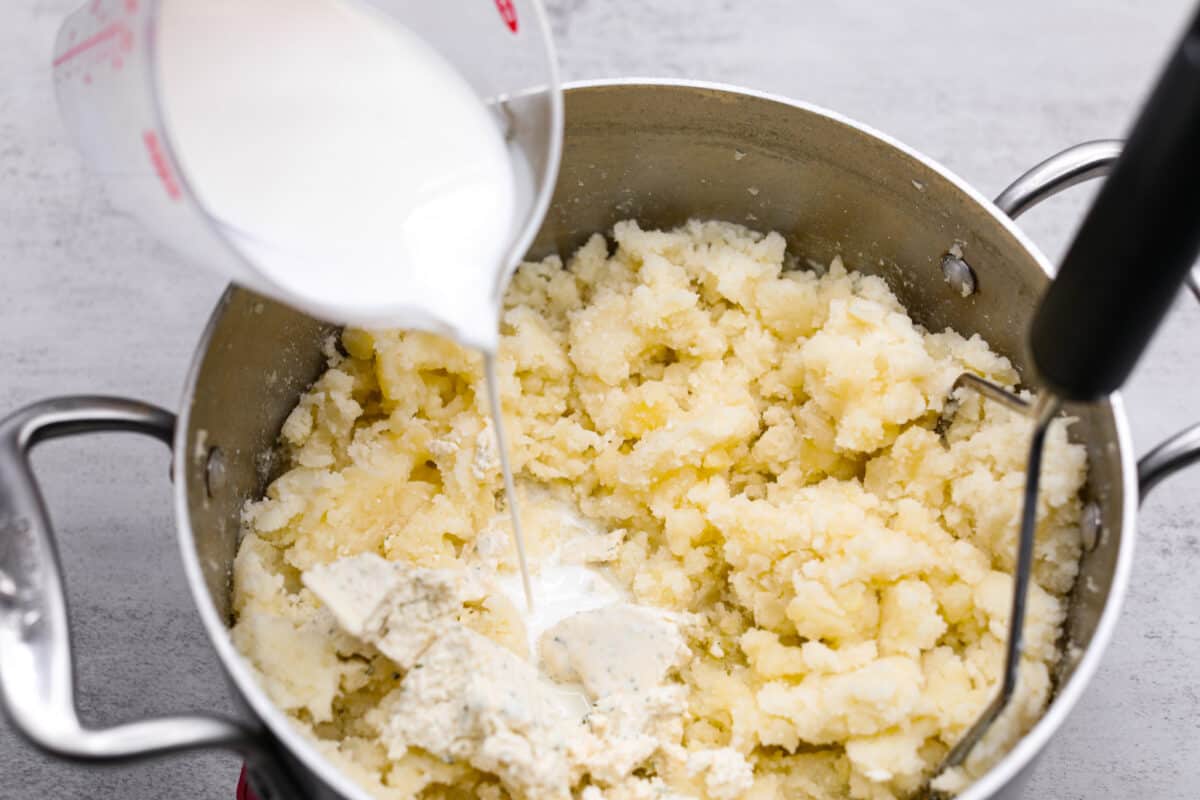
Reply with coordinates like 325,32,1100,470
51,0,563,345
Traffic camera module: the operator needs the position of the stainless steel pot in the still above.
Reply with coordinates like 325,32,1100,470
3,80,1199,800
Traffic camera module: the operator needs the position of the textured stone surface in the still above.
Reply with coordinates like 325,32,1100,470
1,0,1198,797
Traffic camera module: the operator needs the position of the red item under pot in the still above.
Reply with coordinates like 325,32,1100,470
236,766,259,800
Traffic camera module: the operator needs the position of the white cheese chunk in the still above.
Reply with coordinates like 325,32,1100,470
301,553,461,668
382,626,574,799
540,604,689,700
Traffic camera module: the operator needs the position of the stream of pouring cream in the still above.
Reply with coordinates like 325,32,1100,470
484,353,535,610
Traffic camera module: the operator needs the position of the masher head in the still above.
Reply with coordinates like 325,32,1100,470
925,376,1060,797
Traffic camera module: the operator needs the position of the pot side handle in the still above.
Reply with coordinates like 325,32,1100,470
994,140,1124,220
0,396,255,761
996,147,1200,501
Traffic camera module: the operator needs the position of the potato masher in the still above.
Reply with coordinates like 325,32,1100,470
929,4,1200,793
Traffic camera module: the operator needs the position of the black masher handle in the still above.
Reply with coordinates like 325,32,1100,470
1030,6,1200,402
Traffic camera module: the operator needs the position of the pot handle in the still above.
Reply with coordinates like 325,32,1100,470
0,396,256,761
993,139,1123,220
995,139,1200,303
996,146,1200,499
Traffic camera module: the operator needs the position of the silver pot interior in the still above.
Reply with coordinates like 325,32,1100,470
180,80,1126,780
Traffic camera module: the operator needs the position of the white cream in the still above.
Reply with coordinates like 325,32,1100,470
487,500,693,733
495,562,627,654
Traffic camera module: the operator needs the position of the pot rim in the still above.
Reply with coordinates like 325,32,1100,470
173,78,1139,800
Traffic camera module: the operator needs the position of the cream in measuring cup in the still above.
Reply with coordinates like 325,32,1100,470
157,0,516,350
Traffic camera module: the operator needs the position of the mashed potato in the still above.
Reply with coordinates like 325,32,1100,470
231,220,1087,799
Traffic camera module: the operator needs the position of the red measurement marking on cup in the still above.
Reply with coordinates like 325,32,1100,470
142,130,183,201
52,20,131,67
495,0,518,33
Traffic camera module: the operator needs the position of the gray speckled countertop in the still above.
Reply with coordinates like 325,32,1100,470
2,1,1199,797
